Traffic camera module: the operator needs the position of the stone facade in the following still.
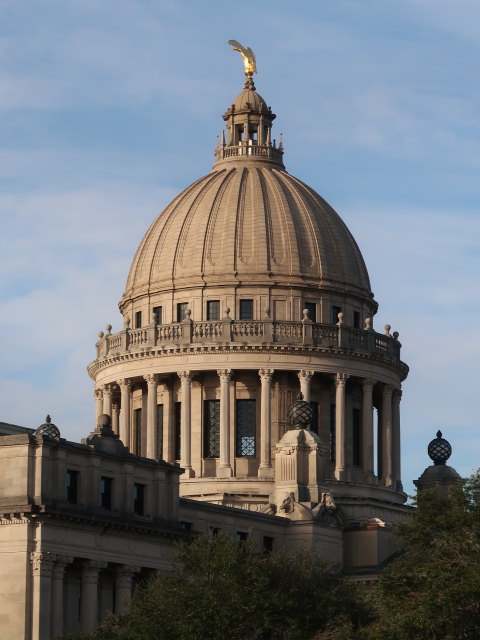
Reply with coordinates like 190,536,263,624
0,67,415,639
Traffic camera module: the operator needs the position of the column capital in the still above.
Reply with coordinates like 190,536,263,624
382,383,394,398
93,388,103,400
144,373,158,387
258,368,274,382
362,377,376,390
217,369,232,383
117,378,132,390
116,564,141,579
82,559,107,582
112,402,120,411
177,370,193,384
335,373,349,387
298,369,315,382
102,383,114,394
30,551,56,576
392,388,402,403
52,555,74,578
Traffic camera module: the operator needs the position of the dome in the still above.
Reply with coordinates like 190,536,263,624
122,163,373,306
230,87,269,114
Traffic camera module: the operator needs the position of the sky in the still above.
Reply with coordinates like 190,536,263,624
1,0,479,496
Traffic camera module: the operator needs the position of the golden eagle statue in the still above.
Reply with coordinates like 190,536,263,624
227,40,257,77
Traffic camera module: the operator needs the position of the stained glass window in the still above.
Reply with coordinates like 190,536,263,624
236,399,256,456
204,400,220,458
156,404,164,460
330,403,336,463
174,402,181,460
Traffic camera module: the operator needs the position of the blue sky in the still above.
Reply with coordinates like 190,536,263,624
1,0,479,495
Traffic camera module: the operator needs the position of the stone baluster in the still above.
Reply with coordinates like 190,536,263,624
102,384,113,417
217,369,233,477
30,551,55,640
380,384,393,487
258,369,274,478
178,371,194,477
392,389,402,490
117,379,131,448
51,555,74,638
334,373,350,481
362,378,376,483
298,370,314,402
145,374,158,460
81,560,107,632
115,565,141,614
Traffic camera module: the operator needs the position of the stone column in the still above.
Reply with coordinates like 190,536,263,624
217,369,233,478
178,371,194,478
117,379,131,448
94,388,103,423
298,369,314,402
258,369,274,478
81,560,107,633
112,402,120,435
30,552,55,640
145,374,158,460
51,555,73,639
380,384,393,487
115,565,141,614
102,384,113,417
334,373,349,481
362,378,375,482
162,382,174,463
392,389,402,490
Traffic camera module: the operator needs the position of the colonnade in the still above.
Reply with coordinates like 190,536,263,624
30,552,140,639
94,370,402,489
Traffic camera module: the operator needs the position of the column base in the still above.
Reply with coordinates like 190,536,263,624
258,464,274,479
182,466,195,478
379,475,393,487
334,468,349,482
217,465,233,478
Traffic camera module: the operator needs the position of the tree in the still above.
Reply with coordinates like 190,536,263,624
353,472,480,640
63,531,371,640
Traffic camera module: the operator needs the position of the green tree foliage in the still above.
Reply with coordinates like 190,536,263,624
63,531,370,640
354,472,480,640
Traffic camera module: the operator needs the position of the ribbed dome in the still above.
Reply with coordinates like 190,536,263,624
231,87,268,113
122,163,373,304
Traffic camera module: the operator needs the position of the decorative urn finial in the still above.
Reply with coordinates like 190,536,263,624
287,392,313,430
427,430,452,465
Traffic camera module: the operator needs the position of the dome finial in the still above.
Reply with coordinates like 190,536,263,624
227,40,257,81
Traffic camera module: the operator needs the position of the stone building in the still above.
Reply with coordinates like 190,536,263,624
0,56,415,639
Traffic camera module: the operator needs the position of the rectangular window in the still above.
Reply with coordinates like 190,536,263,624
177,302,188,322
134,408,142,456
332,305,342,325
174,401,181,460
204,399,220,458
236,399,256,456
239,299,253,320
352,407,362,467
310,401,319,434
305,302,316,323
207,300,220,321
353,311,360,329
66,470,79,504
133,483,145,516
263,536,274,553
156,404,164,460
153,306,163,325
330,404,336,463
135,311,142,328
235,531,248,542
100,476,113,510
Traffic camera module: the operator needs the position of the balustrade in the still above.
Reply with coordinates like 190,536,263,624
96,319,402,363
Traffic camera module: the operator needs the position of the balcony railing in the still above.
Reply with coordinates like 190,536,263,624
95,319,402,363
